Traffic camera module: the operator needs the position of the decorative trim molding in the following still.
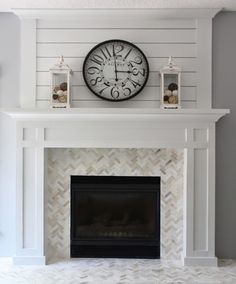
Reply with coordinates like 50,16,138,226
2,108,230,122
182,256,218,267
12,8,221,20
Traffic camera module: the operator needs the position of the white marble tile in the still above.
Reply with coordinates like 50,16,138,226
0,258,236,284
47,148,184,261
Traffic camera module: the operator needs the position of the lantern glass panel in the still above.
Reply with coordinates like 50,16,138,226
52,73,68,104
164,74,178,89
163,74,179,105
53,73,67,87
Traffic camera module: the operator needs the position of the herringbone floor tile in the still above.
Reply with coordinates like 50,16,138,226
0,258,236,284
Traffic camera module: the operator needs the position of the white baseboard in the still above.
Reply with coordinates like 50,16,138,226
182,256,218,266
13,256,46,265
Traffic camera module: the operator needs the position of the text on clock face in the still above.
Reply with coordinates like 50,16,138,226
83,41,149,100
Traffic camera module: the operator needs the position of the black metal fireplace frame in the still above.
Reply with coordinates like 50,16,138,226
70,175,160,259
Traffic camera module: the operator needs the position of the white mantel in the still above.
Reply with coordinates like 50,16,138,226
4,108,228,121
12,8,220,20
2,108,229,266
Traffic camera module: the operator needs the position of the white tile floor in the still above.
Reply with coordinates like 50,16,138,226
0,258,236,284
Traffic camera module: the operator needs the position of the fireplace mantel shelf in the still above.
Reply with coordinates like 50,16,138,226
12,8,220,20
1,108,229,122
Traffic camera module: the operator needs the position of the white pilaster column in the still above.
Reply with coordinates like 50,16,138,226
182,126,217,266
13,123,46,265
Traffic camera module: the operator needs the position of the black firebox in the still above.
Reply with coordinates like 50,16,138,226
70,176,160,259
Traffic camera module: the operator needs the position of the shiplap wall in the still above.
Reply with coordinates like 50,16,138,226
35,18,198,108
16,10,216,109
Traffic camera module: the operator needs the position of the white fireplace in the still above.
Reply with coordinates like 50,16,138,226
3,108,229,266
1,7,230,266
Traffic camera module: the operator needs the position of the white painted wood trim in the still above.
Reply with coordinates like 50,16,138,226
12,8,221,20
1,108,230,122
183,146,194,257
196,18,212,108
15,124,46,260
35,128,45,256
208,124,216,256
20,19,36,108
182,256,218,267
15,122,24,254
44,149,49,263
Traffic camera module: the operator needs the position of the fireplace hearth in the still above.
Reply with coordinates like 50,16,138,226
71,176,160,259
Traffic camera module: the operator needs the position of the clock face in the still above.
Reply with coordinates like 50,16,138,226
83,40,149,101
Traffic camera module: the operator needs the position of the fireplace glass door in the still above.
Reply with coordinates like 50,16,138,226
73,191,157,239
71,176,160,259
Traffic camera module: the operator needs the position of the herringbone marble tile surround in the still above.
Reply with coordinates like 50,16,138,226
47,148,183,262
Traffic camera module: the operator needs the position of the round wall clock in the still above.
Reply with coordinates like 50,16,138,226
83,39,149,101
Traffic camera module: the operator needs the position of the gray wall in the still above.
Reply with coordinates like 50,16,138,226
213,12,236,259
0,12,20,256
0,11,236,259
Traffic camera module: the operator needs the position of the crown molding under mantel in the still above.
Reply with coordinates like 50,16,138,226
11,8,221,20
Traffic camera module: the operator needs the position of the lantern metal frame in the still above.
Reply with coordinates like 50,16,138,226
49,56,72,108
160,57,181,109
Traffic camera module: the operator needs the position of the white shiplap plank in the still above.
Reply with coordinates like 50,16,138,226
37,43,196,58
37,57,197,72
37,71,196,87
36,99,196,109
37,29,195,43
36,86,196,101
37,19,196,29
20,19,36,108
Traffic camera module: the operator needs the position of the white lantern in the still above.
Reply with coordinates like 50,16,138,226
160,56,181,109
50,56,72,108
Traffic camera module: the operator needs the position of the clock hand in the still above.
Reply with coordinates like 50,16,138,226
113,56,118,82
116,70,132,73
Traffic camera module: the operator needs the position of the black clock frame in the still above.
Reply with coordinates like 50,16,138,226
82,39,149,102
